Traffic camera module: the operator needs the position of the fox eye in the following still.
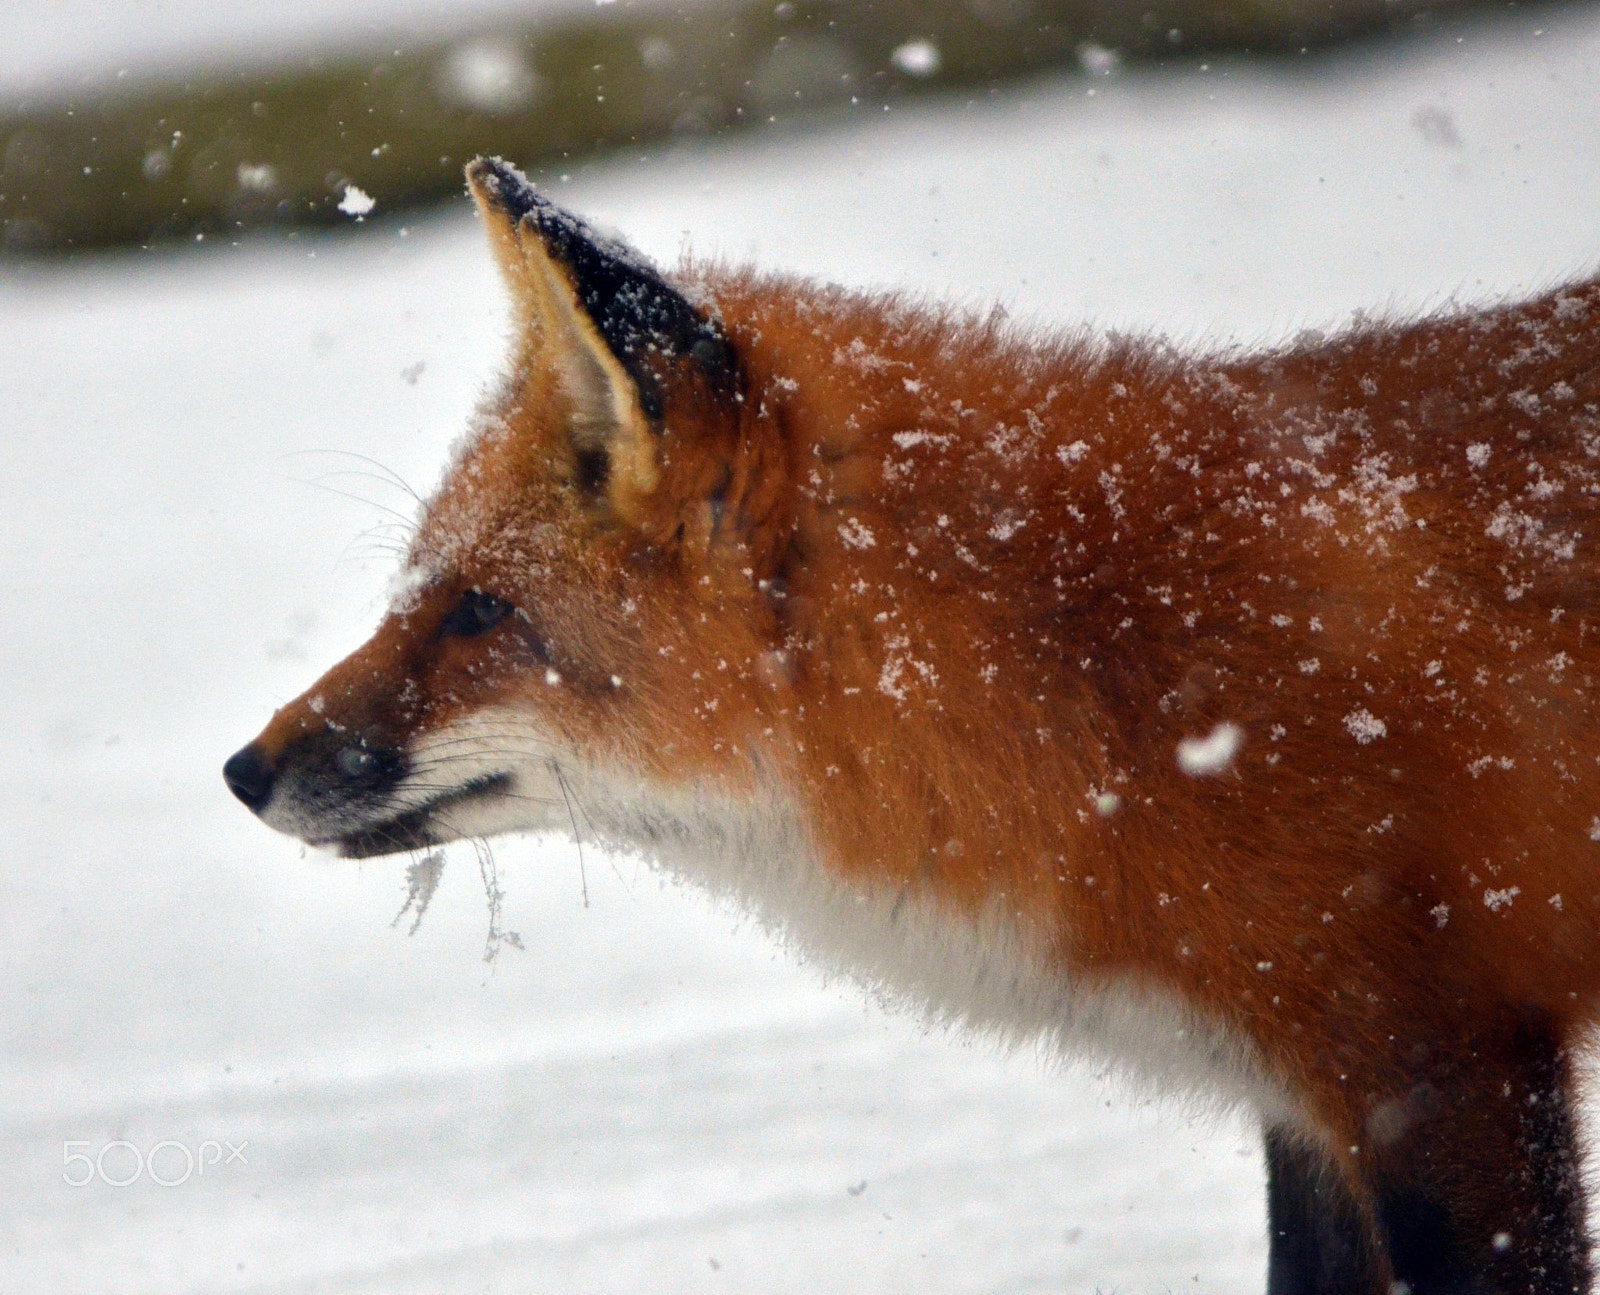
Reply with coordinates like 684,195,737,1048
438,589,513,639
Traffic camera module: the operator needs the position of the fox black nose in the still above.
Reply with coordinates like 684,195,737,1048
223,743,276,812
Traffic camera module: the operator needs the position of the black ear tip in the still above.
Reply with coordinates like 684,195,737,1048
464,155,503,194
466,156,542,222
465,154,518,186
466,163,735,401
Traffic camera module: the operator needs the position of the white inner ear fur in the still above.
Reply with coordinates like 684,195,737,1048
519,223,659,499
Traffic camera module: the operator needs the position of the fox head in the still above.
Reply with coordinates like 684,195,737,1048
223,159,798,859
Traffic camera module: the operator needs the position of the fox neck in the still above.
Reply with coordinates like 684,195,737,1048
563,752,1291,1123
704,276,1174,922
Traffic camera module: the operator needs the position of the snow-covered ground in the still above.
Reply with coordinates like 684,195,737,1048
6,5,1600,1291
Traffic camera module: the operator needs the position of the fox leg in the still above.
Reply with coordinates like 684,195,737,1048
1341,1007,1591,1295
1264,1124,1383,1294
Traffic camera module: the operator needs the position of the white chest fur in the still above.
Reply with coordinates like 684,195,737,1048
574,769,1295,1126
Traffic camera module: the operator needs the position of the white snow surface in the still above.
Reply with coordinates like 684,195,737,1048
7,8,1600,1291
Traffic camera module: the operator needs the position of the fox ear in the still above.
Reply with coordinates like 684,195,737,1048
465,157,736,523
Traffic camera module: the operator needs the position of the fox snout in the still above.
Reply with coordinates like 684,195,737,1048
224,722,523,858
223,736,404,817
221,743,275,812
222,727,424,855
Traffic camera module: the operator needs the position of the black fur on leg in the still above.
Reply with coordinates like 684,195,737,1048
1508,1015,1592,1295
1265,1125,1383,1295
1372,1008,1591,1295
1375,1186,1472,1295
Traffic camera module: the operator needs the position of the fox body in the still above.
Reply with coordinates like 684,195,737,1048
226,159,1600,1293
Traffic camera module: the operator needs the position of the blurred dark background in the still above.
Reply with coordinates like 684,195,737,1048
0,0,1567,255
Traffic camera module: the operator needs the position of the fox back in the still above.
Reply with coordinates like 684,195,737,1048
226,159,1600,1293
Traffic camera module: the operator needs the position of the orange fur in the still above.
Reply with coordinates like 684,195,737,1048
228,162,1600,1291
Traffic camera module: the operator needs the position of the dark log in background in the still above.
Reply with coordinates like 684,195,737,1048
0,0,1563,256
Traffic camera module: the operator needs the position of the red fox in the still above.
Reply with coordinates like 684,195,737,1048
226,157,1600,1293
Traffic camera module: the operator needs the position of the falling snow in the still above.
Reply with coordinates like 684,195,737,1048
1176,723,1244,776
1343,710,1387,744
890,39,940,78
838,517,877,550
1483,887,1521,913
337,184,376,217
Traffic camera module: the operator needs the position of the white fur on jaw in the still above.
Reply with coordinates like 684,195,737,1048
263,701,1294,1125
254,708,567,846
326,711,571,849
259,794,339,842
362,706,1298,1127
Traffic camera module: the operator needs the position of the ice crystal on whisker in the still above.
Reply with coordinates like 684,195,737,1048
392,851,446,935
